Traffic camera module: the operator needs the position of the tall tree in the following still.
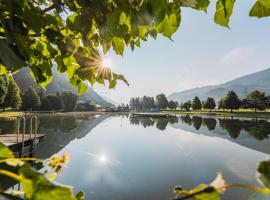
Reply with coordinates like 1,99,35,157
181,101,192,111
61,91,78,112
245,90,266,112
140,96,155,111
223,91,241,112
22,88,41,111
0,77,7,106
218,98,225,110
47,93,62,111
203,97,216,110
3,77,22,110
192,96,202,110
156,94,168,109
168,100,178,110
40,97,52,111
129,97,142,111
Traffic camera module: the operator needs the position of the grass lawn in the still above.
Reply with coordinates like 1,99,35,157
162,109,270,118
0,112,24,118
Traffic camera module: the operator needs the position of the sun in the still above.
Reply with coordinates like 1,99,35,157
101,57,113,69
98,154,108,163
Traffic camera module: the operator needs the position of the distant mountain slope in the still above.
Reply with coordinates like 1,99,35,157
168,68,270,102
13,68,113,107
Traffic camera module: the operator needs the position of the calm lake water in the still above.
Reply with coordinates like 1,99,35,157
1,113,270,200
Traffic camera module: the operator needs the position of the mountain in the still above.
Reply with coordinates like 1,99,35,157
168,68,270,102
13,68,113,107
101,96,119,106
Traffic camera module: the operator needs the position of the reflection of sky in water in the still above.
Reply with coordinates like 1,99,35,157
49,116,270,200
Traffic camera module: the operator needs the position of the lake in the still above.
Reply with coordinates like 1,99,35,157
1,113,270,200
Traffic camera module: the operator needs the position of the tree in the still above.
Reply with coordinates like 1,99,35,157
218,98,225,110
203,97,216,110
129,97,142,111
181,101,192,111
168,100,178,110
22,88,41,111
141,96,155,111
40,97,52,111
192,96,202,110
61,91,78,112
156,94,168,109
0,77,7,106
47,94,62,111
223,91,241,112
245,90,266,112
3,77,22,110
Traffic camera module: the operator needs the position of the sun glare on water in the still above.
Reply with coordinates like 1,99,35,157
98,154,108,163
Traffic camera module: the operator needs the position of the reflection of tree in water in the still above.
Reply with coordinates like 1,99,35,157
0,118,18,134
129,116,178,130
203,118,217,131
181,115,192,125
219,118,243,139
242,119,270,141
192,116,202,130
38,115,77,133
155,118,170,130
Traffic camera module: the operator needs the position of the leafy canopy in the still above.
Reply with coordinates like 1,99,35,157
0,0,269,93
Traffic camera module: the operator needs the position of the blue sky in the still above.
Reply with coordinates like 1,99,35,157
93,1,270,104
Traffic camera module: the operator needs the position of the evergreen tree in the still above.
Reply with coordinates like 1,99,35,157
218,98,225,110
203,97,216,110
192,96,202,110
3,77,22,110
223,91,241,112
22,88,41,111
0,77,7,106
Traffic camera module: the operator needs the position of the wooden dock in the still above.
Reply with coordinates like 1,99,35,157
131,112,176,118
0,134,45,151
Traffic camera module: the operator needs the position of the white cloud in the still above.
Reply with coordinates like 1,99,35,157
220,47,255,66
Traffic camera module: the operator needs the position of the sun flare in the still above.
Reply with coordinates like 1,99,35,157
101,57,113,69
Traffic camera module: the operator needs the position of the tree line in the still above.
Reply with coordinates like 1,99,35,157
129,94,178,111
0,76,79,112
181,90,270,112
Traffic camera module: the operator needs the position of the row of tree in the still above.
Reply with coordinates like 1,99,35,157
181,90,270,112
0,76,79,112
22,88,79,112
129,94,178,111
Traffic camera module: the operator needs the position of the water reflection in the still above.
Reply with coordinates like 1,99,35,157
129,116,179,130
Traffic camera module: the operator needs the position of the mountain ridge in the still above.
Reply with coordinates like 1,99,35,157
13,68,113,107
168,68,270,102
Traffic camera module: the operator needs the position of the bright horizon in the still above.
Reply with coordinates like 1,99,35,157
92,1,270,104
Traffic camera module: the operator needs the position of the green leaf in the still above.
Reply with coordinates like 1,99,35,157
78,82,88,95
214,0,236,28
19,164,77,200
180,0,210,11
0,40,26,71
76,191,85,200
257,160,270,188
156,10,181,39
112,37,125,55
0,142,14,160
250,0,270,18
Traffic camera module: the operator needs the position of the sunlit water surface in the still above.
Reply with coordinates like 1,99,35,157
1,113,270,200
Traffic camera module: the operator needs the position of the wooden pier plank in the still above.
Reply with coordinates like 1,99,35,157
0,134,45,147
